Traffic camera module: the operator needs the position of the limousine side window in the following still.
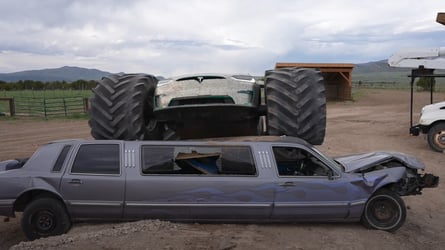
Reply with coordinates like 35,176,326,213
273,146,330,177
141,145,256,176
71,144,120,175
52,145,72,172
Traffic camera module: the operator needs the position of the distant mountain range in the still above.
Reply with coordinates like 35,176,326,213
0,62,443,83
0,66,112,82
353,59,445,83
352,59,411,83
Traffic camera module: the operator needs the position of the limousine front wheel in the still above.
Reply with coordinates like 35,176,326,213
21,198,71,240
361,189,406,232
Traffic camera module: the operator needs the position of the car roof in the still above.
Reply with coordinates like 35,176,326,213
45,136,310,147
159,73,256,83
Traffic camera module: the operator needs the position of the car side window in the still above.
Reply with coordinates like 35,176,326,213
52,145,72,172
71,144,120,175
141,145,256,176
273,146,330,177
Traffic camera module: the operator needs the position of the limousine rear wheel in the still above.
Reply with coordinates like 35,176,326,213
265,68,326,145
21,198,72,240
361,189,406,232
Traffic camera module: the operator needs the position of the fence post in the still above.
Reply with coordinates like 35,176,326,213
83,97,89,113
63,98,67,116
43,97,47,118
10,98,15,116
0,98,15,116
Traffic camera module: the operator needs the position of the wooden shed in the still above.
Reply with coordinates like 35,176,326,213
275,63,354,101
437,12,445,25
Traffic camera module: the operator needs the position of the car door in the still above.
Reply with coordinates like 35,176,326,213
60,143,125,219
270,145,363,220
124,144,273,221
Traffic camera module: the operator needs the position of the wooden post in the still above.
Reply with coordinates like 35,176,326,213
83,97,89,113
43,97,47,118
63,98,67,116
0,98,15,116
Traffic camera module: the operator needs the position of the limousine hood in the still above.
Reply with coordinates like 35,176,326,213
334,151,425,173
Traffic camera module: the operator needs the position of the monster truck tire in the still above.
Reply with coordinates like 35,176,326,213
89,74,160,140
265,68,326,145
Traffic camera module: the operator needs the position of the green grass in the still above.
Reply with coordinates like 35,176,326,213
350,88,370,102
352,81,445,92
51,113,90,120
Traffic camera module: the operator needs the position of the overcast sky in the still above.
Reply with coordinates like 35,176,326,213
0,0,444,76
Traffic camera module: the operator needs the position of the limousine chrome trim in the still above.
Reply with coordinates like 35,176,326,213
68,201,123,207
350,199,367,206
274,199,367,208
259,151,272,169
125,149,136,168
125,202,272,208
274,201,349,207
0,199,14,206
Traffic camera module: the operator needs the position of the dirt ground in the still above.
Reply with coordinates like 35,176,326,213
0,88,444,250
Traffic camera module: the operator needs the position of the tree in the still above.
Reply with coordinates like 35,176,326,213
416,77,435,92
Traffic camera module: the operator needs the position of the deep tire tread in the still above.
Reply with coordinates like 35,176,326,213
89,73,158,140
265,68,326,145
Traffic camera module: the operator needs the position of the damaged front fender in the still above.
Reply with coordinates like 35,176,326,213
420,173,439,188
354,167,439,196
362,167,405,188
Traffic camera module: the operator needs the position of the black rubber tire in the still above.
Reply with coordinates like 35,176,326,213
427,122,445,152
361,189,406,232
89,74,160,140
21,198,71,240
163,127,180,140
265,68,326,145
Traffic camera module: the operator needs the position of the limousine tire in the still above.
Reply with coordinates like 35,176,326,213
361,189,406,232
21,198,72,240
264,68,326,145
89,74,160,140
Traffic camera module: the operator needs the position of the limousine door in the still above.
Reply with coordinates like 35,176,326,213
60,143,125,219
124,145,273,221
270,146,360,220
125,176,273,221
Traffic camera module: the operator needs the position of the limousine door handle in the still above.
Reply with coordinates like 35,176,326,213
279,181,296,187
68,179,83,185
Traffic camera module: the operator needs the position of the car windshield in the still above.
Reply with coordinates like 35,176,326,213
310,147,344,172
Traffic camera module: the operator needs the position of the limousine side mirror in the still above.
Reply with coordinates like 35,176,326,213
328,169,334,180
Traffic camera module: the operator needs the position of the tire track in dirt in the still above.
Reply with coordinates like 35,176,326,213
0,119,91,160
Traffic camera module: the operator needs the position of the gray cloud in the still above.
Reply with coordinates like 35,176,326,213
0,0,444,76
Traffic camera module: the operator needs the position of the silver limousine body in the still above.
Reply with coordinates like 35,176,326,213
0,136,439,240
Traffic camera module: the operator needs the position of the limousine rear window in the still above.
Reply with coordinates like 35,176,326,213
141,146,256,176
